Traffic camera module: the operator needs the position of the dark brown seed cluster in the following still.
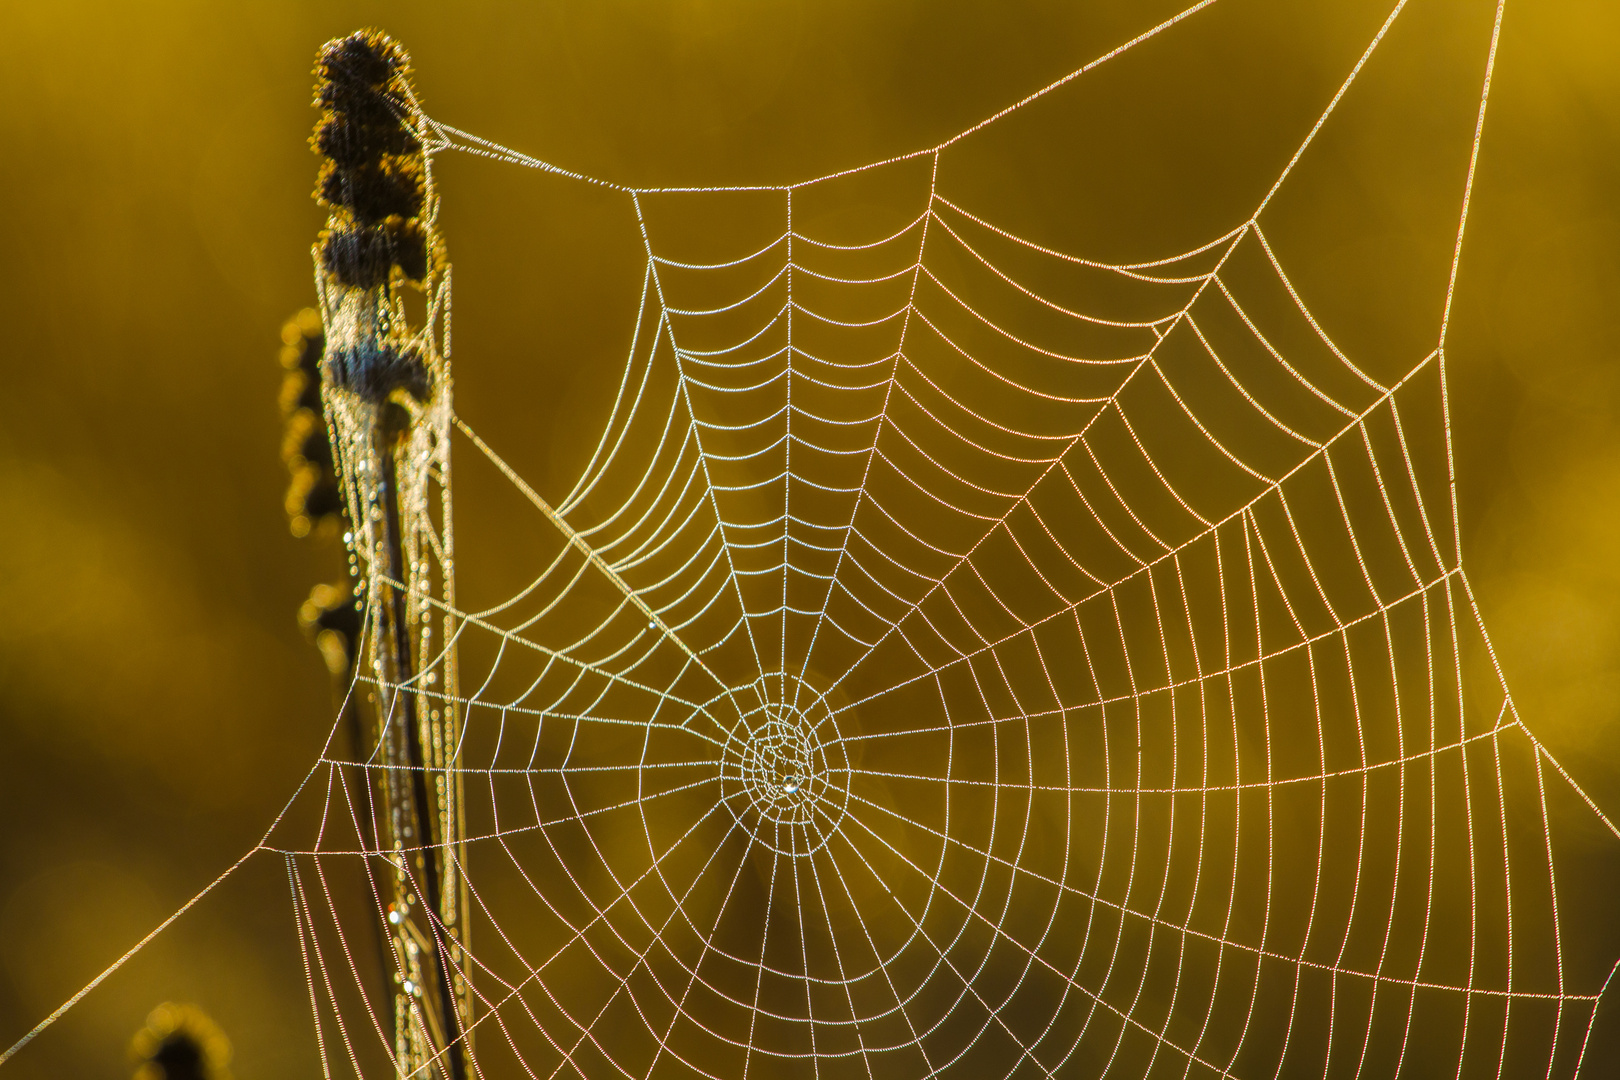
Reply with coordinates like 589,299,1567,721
311,28,436,406
324,339,432,404
318,158,423,222
318,219,431,290
279,310,346,536
312,29,433,289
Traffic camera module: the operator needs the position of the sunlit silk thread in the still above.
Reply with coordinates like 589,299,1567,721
270,10,1618,1080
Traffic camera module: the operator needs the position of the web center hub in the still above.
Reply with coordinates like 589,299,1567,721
718,681,851,856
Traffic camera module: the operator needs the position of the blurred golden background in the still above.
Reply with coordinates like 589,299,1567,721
1,0,1617,1076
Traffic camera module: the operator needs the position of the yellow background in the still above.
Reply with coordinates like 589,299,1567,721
1,0,1617,1075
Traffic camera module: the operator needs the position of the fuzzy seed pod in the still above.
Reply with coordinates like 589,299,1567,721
317,158,426,223
323,340,433,404
311,30,419,169
319,217,429,288
312,113,421,168
316,31,407,96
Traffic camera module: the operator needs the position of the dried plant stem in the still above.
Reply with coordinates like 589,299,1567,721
373,424,467,1080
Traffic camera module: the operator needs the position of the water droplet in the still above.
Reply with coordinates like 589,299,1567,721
782,777,800,794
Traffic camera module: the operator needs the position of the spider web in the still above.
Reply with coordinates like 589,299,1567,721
8,1,1619,1078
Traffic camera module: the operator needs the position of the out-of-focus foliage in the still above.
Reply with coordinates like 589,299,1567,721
129,1002,232,1080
